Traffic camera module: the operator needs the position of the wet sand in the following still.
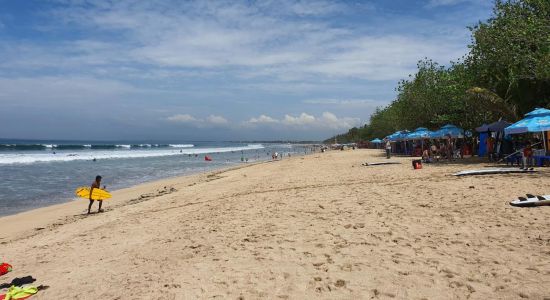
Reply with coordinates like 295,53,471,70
1,149,549,299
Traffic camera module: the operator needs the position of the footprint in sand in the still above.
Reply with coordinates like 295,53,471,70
334,279,346,287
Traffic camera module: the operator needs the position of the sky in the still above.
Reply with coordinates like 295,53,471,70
0,0,494,141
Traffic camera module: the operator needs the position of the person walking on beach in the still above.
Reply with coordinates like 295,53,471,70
385,139,391,159
88,175,104,214
487,135,495,161
522,142,534,170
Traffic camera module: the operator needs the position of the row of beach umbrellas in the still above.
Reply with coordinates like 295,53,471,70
370,108,550,144
376,124,465,143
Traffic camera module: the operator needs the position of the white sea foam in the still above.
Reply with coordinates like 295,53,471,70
169,144,194,148
116,144,131,148
0,144,264,165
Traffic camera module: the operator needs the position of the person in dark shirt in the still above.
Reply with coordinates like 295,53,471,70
88,175,104,214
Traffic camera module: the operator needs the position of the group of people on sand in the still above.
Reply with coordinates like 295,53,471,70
421,138,460,163
486,135,541,170
385,135,461,162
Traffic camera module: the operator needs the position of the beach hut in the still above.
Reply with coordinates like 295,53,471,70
487,120,512,132
476,120,512,158
505,108,550,156
475,123,489,133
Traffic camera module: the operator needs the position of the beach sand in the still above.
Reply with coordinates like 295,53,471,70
1,149,549,299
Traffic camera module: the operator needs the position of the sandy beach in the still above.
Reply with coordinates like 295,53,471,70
1,149,549,299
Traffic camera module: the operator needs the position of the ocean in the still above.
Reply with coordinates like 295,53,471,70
0,139,309,216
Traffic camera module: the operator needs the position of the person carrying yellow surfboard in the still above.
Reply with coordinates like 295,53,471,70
88,175,104,214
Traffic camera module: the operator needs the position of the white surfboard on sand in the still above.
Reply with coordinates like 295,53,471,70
362,161,401,166
510,194,550,207
453,168,536,176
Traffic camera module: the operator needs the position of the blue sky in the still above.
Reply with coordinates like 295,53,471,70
0,0,493,141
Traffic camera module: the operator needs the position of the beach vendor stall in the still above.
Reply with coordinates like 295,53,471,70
430,124,465,159
476,120,512,160
406,127,433,157
385,131,400,154
505,108,550,167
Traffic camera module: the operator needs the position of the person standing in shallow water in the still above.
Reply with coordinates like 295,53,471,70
88,175,104,214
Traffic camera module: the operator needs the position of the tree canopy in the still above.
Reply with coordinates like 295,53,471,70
328,0,549,143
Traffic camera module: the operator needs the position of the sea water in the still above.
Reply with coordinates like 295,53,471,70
0,140,307,216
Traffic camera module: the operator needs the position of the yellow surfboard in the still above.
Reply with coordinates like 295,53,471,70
75,187,112,201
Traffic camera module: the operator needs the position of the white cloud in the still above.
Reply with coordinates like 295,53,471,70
166,114,197,123
206,114,228,125
247,114,278,124
271,0,347,16
0,0,493,140
426,0,489,7
166,113,229,127
303,98,386,107
320,112,360,130
3,0,472,82
243,112,360,130
282,113,316,126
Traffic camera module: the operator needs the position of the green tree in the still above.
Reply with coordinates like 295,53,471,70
326,0,550,143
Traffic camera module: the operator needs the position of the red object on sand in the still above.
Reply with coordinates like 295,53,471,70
412,160,423,170
0,263,12,276
204,156,212,161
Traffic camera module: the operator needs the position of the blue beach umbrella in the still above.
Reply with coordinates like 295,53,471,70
407,127,435,154
396,130,410,141
386,131,401,142
439,124,464,138
431,124,464,139
386,130,410,154
428,130,442,139
505,108,550,154
370,138,383,149
370,138,383,143
504,108,550,135
406,127,432,140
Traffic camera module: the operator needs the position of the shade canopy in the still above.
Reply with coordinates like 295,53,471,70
475,124,489,132
487,120,512,132
386,131,410,142
406,127,432,140
504,108,550,134
395,130,410,141
370,138,383,143
476,120,512,132
385,131,399,141
430,124,464,139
